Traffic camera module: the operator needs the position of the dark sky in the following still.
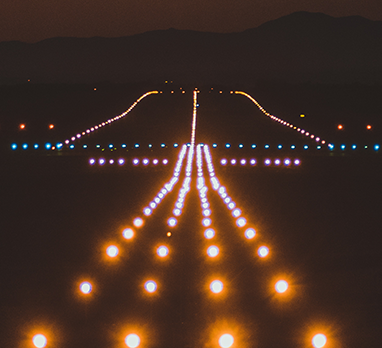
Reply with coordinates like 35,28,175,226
1,0,381,43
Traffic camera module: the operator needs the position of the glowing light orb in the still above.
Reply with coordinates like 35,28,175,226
19,123,26,130
32,334,47,348
89,158,95,165
153,159,159,165
144,280,157,293
250,159,256,165
236,217,247,227
294,159,301,166
99,158,105,165
173,208,181,216
275,280,288,293
125,334,140,348
366,124,372,130
133,218,144,228
123,228,134,239
106,245,119,258
118,159,125,165
167,232,172,237
264,159,271,166
143,208,152,216
109,159,114,164
80,281,92,294
244,228,256,239
219,334,234,348
337,124,343,130
132,159,139,165
202,218,212,227
232,208,241,217
207,246,219,257
240,159,246,165
210,280,223,293
284,158,291,166
221,159,227,165
163,159,168,165
258,246,269,258
168,217,177,227
230,159,236,165
274,159,281,165
157,246,169,257
204,228,215,239
228,202,235,210
312,334,327,348
203,209,211,217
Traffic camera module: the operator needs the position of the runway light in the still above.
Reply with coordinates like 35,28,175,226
144,280,157,293
294,159,301,166
11,143,17,150
219,334,234,348
125,334,140,348
133,218,144,228
168,217,177,227
312,334,327,348
207,246,219,257
123,228,134,239
157,246,169,257
80,281,92,294
236,217,246,227
374,144,380,151
32,334,47,348
106,245,119,257
244,228,256,239
22,143,28,150
204,228,215,239
225,143,231,148
264,159,271,166
275,280,288,293
210,280,223,293
251,144,257,148
19,123,26,130
258,246,269,257
167,232,172,237
337,124,343,130
366,124,372,130
202,218,212,227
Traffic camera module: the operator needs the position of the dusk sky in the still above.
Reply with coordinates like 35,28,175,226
1,0,381,43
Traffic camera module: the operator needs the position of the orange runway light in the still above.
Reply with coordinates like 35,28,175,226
49,124,54,129
19,123,26,129
337,124,343,130
366,124,372,130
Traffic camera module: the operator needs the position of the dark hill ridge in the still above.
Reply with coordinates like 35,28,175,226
1,11,381,85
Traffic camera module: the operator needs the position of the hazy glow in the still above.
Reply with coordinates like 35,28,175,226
258,246,269,257
312,334,327,348
32,334,47,348
210,280,223,293
133,218,144,228
219,334,234,348
275,280,288,293
207,246,219,257
123,228,134,239
106,245,119,258
244,228,256,239
157,246,169,257
204,228,215,239
125,334,140,348
145,280,157,293
80,281,92,294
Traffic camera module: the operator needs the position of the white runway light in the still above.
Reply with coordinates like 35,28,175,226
312,334,327,348
32,334,47,348
125,334,140,348
219,334,234,348
210,280,223,293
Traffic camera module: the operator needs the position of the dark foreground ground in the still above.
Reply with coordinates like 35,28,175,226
1,84,382,347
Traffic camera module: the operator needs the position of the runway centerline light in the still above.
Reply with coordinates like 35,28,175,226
106,245,119,258
144,280,157,293
258,246,269,258
157,246,169,257
125,333,140,348
275,280,288,293
210,280,223,293
204,228,215,239
245,228,256,239
123,228,134,239
207,246,219,257
32,334,47,348
80,281,92,294
312,334,327,348
133,218,144,228
219,334,234,348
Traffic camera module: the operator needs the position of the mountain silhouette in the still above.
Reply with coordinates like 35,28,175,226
0,11,381,85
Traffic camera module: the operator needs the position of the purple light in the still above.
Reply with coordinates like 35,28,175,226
132,158,139,165
230,159,237,165
264,159,271,166
250,159,257,166
294,159,301,166
240,159,246,165
109,159,114,164
284,158,291,166
221,159,227,165
274,159,281,166
153,159,159,165
143,158,149,166
99,158,105,165
163,159,168,165
89,158,95,165
118,158,125,165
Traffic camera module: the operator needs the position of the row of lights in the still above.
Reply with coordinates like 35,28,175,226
63,91,159,146
30,331,327,348
220,158,301,166
235,91,326,145
18,123,55,130
89,158,170,166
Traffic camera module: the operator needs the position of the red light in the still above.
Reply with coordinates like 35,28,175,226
19,124,25,129
337,124,343,130
49,124,54,129
366,124,372,130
